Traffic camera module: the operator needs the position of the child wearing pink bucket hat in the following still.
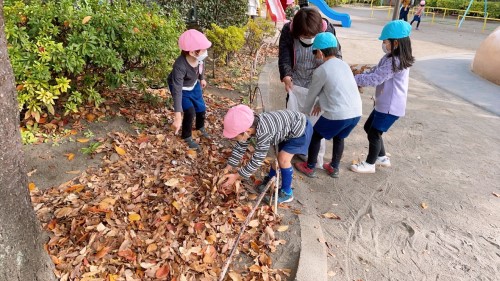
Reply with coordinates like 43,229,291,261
221,105,313,204
167,29,212,150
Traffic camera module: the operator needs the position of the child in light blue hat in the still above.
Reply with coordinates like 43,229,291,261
294,32,362,178
351,20,415,174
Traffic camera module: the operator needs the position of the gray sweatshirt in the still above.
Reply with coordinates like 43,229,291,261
304,58,362,120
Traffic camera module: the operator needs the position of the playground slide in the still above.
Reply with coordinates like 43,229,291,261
309,0,352,27
266,0,287,22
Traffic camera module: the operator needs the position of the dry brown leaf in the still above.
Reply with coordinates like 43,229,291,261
128,212,141,221
492,192,500,198
65,153,75,161
421,202,428,209
228,271,243,281
117,249,136,262
115,146,126,155
65,184,84,193
248,219,259,228
321,212,341,220
85,113,96,122
108,274,119,281
146,243,157,253
165,178,179,187
172,201,181,211
65,170,81,174
277,225,289,232
77,138,90,143
95,246,111,259
249,264,262,273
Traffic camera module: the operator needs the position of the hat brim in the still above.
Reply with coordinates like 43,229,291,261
223,129,239,139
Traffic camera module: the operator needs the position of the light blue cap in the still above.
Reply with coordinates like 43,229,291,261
379,20,412,40
312,32,338,50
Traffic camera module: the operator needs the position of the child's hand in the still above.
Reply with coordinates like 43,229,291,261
223,165,234,174
172,112,182,134
221,173,240,188
200,79,207,89
311,105,321,116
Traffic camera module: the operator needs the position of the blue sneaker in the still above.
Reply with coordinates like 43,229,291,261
265,190,293,204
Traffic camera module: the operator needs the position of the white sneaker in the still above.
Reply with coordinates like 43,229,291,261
350,161,376,173
375,156,391,167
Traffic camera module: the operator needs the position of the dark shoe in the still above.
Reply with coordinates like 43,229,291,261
256,176,271,193
265,190,294,204
198,127,211,139
294,161,316,178
183,136,200,150
323,163,339,178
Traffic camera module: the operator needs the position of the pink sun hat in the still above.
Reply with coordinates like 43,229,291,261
223,105,255,139
178,29,212,52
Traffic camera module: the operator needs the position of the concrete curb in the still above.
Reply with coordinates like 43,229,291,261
295,215,328,281
258,59,329,280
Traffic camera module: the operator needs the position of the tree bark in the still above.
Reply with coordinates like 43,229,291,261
0,2,56,280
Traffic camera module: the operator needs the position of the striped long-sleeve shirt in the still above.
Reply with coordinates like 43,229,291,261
228,110,307,179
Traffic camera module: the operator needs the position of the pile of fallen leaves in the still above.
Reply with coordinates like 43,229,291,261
208,45,279,92
31,90,291,281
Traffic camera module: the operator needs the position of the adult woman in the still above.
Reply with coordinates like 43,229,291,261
278,7,341,95
278,7,342,166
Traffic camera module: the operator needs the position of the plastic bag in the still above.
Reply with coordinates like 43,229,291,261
287,86,326,168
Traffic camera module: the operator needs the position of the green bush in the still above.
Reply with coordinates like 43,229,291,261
5,0,184,121
206,24,246,65
435,0,500,18
159,0,248,29
245,18,276,55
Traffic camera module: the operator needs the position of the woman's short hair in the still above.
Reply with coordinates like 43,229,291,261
291,7,323,39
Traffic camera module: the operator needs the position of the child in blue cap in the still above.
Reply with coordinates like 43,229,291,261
294,32,362,178
351,20,415,173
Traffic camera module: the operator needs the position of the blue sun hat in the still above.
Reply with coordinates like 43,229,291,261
312,32,338,50
379,20,412,40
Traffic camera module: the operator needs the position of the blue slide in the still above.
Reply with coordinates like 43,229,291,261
309,0,352,28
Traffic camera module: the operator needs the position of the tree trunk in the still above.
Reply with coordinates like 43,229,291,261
0,2,56,281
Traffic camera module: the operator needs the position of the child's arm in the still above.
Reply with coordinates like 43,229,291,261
170,65,186,133
354,57,395,88
304,67,326,115
227,140,251,169
222,136,271,188
238,134,272,179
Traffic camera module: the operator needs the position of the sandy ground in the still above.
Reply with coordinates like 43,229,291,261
275,7,500,281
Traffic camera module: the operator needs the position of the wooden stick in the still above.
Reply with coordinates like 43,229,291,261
274,159,279,214
218,176,276,281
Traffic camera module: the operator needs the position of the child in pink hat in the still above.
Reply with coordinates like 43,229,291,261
221,105,313,204
167,29,212,150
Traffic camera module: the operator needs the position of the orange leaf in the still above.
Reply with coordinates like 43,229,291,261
155,264,170,279
16,84,24,91
28,182,36,191
65,153,75,161
137,136,149,144
108,274,118,281
50,255,61,265
85,113,96,122
115,146,126,155
117,249,136,261
77,138,90,143
64,184,84,193
82,15,92,24
47,219,57,230
128,212,141,221
95,246,111,259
